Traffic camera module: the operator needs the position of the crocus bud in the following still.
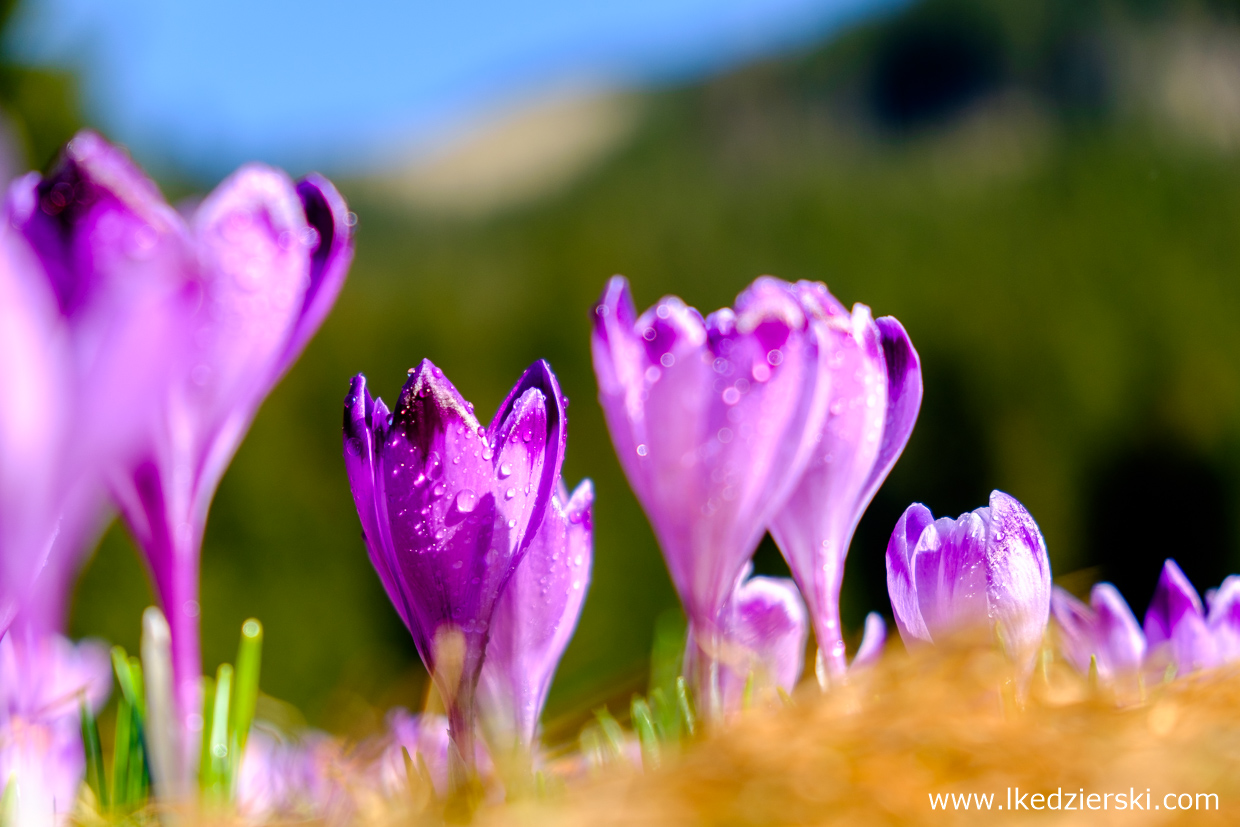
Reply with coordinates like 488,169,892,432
1207,575,1240,662
1144,559,1218,676
686,566,809,714
342,360,567,778
769,283,921,684
1051,583,1146,680
0,630,111,827
849,612,888,672
479,479,592,753
591,276,828,704
885,491,1051,670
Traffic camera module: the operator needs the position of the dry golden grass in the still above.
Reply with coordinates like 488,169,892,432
480,642,1240,827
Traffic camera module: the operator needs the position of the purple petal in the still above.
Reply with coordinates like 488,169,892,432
850,612,887,670
914,512,990,641
0,229,70,638
342,374,409,631
282,175,354,376
590,276,827,636
982,490,1052,661
864,316,923,499
1050,586,1094,675
1090,582,1146,675
1144,559,1217,674
1207,575,1240,662
488,359,568,569
884,502,935,644
480,479,592,747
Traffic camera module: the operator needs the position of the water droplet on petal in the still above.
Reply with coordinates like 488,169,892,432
505,488,516,500
499,462,513,478
767,349,784,366
508,519,517,528
454,489,477,513
722,386,741,405
660,352,675,368
452,560,463,569
636,444,648,456
432,483,446,498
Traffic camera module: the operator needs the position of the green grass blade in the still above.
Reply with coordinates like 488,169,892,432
631,697,660,770
111,696,132,810
228,618,263,791
79,700,108,810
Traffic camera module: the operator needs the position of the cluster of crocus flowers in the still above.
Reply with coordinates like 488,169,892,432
590,275,921,708
0,130,353,807
1050,559,1240,689
342,359,591,788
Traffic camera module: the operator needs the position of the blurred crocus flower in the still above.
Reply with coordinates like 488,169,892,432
379,710,494,801
235,728,346,825
591,276,828,706
343,360,566,779
0,630,111,827
1051,583,1146,681
1144,559,1219,676
0,225,71,640
769,283,921,684
7,132,355,777
479,479,592,753
1207,575,1240,661
684,564,808,713
885,491,1051,670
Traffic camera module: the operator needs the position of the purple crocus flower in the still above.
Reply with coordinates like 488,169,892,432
1207,575,1240,661
343,360,567,776
769,283,921,684
8,132,355,776
478,479,592,753
378,710,494,801
0,225,71,640
1144,559,1219,676
0,630,111,827
591,277,828,704
1051,583,1146,680
885,491,1052,670
236,728,346,824
684,565,808,713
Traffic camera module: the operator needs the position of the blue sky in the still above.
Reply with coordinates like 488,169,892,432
9,0,899,178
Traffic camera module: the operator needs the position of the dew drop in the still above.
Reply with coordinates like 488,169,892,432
508,519,517,528
636,444,648,457
505,488,516,500
660,352,675,368
767,349,784,366
722,386,741,405
454,489,477,513
452,560,463,570
499,462,513,478
432,483,446,498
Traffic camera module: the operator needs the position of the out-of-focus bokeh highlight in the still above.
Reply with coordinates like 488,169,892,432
4,0,1239,734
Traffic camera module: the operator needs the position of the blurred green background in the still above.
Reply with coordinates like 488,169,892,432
4,0,1240,732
